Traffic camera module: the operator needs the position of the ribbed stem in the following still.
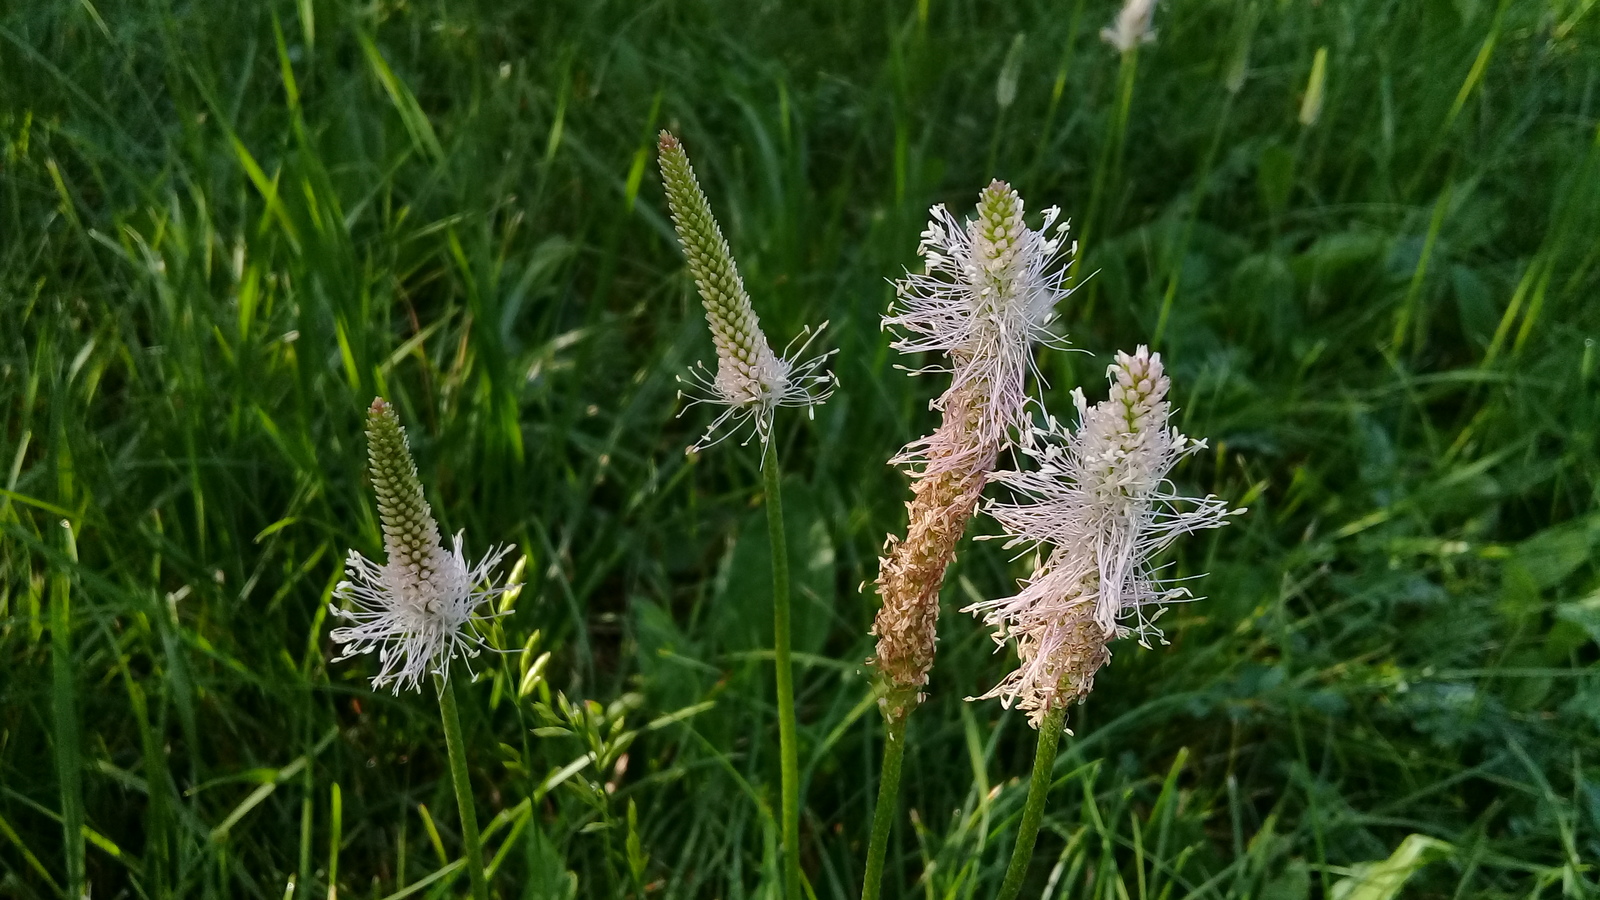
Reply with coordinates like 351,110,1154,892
764,438,802,900
995,704,1067,900
435,674,490,900
860,706,909,900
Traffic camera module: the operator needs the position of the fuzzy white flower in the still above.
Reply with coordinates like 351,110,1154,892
329,399,516,694
966,347,1241,725
885,180,1074,476
1101,0,1158,53
658,132,835,452
870,182,1075,711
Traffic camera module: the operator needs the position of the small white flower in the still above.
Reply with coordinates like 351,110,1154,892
1101,0,1158,53
659,132,835,452
966,347,1241,723
332,534,514,694
886,180,1074,475
677,323,836,452
329,399,516,694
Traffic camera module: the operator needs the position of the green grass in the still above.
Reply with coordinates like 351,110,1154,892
2,0,1598,897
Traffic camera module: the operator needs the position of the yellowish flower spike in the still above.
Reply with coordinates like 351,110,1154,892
658,132,835,452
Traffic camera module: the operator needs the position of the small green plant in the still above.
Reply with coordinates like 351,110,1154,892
657,131,835,900
329,398,518,900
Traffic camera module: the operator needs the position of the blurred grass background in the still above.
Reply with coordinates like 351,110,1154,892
2,0,1599,897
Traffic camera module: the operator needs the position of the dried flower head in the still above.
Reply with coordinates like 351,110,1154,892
658,132,835,452
967,347,1242,726
870,183,1074,716
1101,0,1158,52
329,399,516,694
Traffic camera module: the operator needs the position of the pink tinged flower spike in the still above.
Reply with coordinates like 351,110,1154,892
885,180,1075,477
329,398,517,694
657,132,835,453
869,183,1075,714
967,347,1243,727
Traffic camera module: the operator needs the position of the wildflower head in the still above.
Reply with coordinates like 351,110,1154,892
869,183,1074,709
966,347,1243,725
886,180,1074,475
1101,0,1158,52
657,132,835,452
329,398,515,694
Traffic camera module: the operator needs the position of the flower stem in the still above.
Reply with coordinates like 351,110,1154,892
995,703,1067,900
763,437,802,900
1076,46,1140,296
435,674,490,900
860,704,909,900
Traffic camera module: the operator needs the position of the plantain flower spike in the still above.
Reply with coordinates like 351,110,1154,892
329,398,516,694
658,131,835,453
1101,0,1158,52
967,347,1242,727
870,182,1074,718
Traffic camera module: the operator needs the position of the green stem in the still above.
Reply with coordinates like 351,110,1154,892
763,437,802,900
995,704,1067,900
1077,47,1139,301
435,674,490,900
52,519,84,900
860,706,909,900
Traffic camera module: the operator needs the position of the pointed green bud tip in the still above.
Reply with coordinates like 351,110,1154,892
656,131,779,404
975,180,1026,272
364,398,442,578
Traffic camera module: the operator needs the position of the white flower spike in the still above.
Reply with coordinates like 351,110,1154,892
870,182,1075,713
658,132,835,453
885,180,1074,477
967,347,1242,726
1101,0,1158,53
330,398,516,694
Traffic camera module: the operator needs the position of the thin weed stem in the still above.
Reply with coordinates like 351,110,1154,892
764,437,802,900
435,674,490,900
1154,89,1236,347
860,705,909,900
996,704,1067,900
1076,47,1139,311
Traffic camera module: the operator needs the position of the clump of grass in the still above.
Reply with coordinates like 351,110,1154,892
0,0,1596,898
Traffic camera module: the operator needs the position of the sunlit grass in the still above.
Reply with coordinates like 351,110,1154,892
2,0,1597,897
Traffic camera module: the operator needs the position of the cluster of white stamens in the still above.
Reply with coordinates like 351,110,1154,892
329,399,515,694
869,182,1075,712
966,347,1240,726
658,132,835,452
885,180,1074,476
1101,0,1158,52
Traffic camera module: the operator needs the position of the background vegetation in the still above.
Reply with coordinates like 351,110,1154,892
2,0,1598,897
